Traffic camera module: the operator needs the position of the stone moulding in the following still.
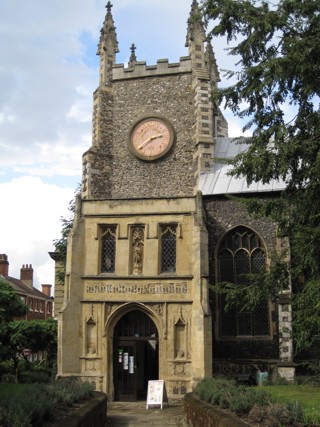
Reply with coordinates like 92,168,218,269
184,393,249,427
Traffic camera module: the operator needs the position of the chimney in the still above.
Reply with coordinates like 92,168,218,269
20,264,33,287
41,284,52,298
0,254,9,276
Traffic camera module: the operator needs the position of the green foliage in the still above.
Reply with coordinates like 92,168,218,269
266,384,320,425
0,378,94,427
212,250,290,312
52,189,79,285
51,377,94,406
194,378,313,425
3,319,57,357
248,402,304,427
201,0,320,354
194,376,238,404
0,279,28,324
230,388,271,415
18,367,52,384
195,377,271,413
0,318,57,379
7,318,57,355
293,279,320,356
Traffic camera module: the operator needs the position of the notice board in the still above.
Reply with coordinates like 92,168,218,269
146,380,168,409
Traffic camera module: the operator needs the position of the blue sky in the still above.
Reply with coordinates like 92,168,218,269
0,0,248,287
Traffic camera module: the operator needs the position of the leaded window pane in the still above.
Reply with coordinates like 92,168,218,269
220,295,237,336
218,227,269,338
253,302,269,335
237,311,252,335
219,250,234,282
161,225,177,273
251,249,266,274
101,226,116,273
235,249,250,285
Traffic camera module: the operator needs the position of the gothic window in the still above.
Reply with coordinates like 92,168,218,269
218,226,269,338
101,226,117,273
160,224,177,273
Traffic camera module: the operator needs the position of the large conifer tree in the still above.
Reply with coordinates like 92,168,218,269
202,0,320,356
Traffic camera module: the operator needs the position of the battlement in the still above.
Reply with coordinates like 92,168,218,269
112,56,192,81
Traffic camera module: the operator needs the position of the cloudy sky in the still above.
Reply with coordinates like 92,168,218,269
0,0,247,289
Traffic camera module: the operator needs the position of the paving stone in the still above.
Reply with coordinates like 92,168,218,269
107,401,185,427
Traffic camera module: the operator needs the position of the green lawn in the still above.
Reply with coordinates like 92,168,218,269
266,385,320,423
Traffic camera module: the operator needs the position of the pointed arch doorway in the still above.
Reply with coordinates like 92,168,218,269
113,310,159,401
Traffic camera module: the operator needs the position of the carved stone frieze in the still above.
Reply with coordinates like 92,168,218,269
87,282,188,295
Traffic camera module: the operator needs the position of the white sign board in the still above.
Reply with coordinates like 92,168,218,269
146,380,168,409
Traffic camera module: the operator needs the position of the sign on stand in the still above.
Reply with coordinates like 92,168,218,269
146,380,168,409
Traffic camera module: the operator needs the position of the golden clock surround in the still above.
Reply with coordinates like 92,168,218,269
128,115,175,161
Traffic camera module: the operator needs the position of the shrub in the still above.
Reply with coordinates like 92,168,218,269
0,377,95,427
19,368,51,384
194,377,307,426
51,377,94,405
1,373,16,383
248,401,304,426
194,377,238,405
229,388,271,415
303,407,320,426
295,375,320,386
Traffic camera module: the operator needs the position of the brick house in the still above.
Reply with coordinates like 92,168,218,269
0,254,53,321
0,254,54,361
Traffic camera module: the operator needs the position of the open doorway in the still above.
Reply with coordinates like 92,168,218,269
113,310,159,401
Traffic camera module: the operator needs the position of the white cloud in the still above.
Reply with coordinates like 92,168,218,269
0,177,75,289
0,0,254,293
67,102,92,123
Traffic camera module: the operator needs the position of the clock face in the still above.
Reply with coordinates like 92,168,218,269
128,117,175,161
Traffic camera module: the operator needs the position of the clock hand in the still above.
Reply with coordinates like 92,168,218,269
138,133,163,150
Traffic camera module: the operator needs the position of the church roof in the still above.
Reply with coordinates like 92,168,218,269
199,138,287,196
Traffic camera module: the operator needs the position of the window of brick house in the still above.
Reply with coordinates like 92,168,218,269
101,225,117,273
218,226,270,338
160,224,177,273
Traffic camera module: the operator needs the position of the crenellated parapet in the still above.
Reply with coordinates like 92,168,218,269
112,57,192,81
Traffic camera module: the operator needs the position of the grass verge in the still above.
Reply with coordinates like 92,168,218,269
266,385,320,426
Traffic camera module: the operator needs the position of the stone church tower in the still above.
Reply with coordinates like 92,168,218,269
53,0,294,400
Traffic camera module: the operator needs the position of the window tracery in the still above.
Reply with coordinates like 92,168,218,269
218,226,269,337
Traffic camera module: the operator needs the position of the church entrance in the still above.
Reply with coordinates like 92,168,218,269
113,310,159,401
